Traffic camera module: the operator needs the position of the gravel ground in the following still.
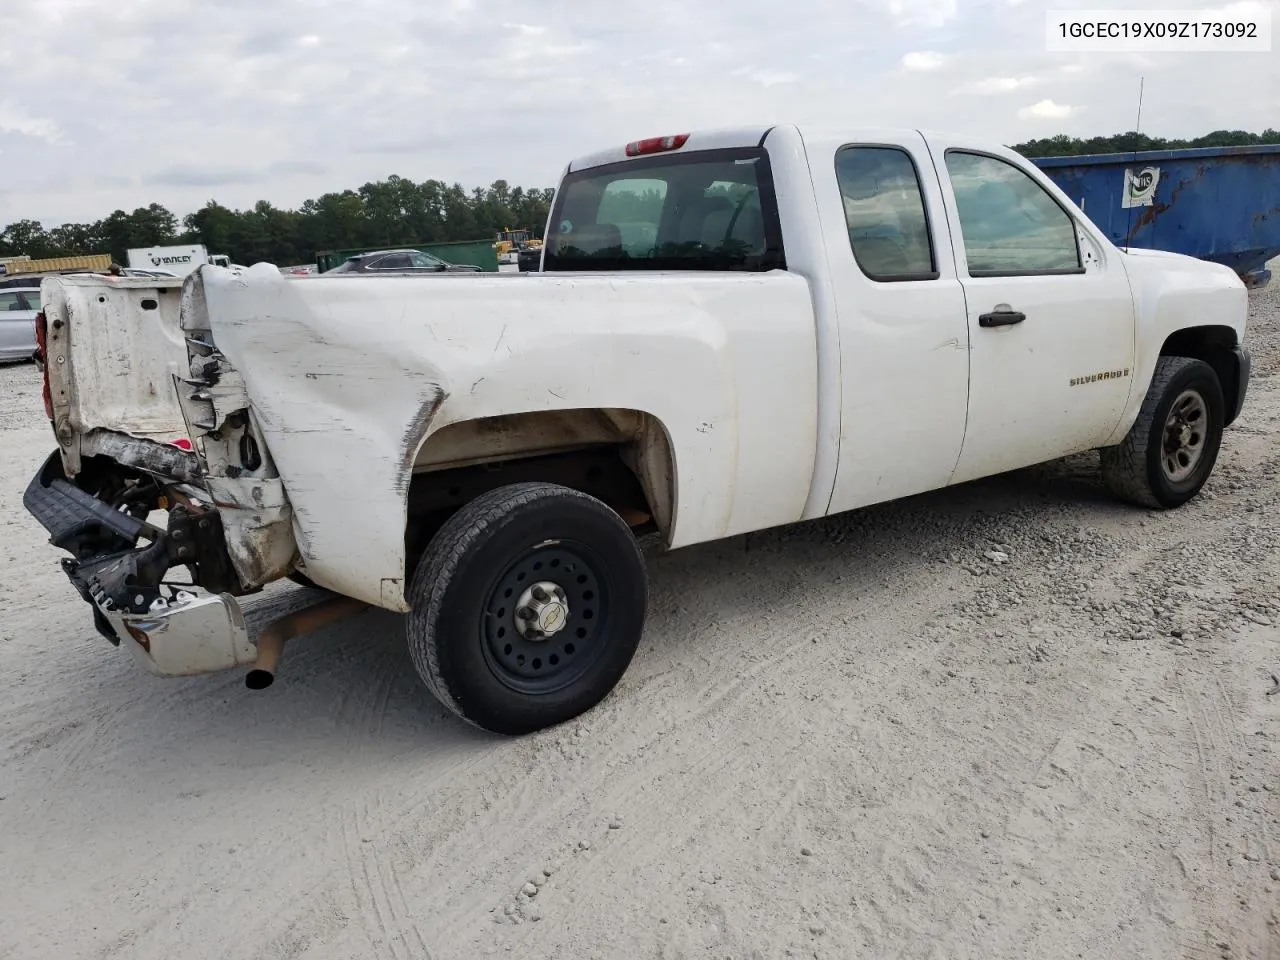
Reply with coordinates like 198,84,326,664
1,270,1278,960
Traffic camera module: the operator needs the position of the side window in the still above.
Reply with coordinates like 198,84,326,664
371,253,411,270
408,251,442,269
0,292,23,311
944,151,1081,276
834,146,937,281
596,178,667,256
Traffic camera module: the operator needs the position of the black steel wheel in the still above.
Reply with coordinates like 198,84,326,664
1100,355,1225,509
407,482,647,735
481,542,611,696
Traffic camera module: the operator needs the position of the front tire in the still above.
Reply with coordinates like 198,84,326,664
1100,356,1225,509
406,482,648,735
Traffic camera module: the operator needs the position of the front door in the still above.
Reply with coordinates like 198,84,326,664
926,137,1137,485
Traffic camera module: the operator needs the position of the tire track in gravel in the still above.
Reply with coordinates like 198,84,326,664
366,495,1131,951
1174,664,1259,958
327,616,432,960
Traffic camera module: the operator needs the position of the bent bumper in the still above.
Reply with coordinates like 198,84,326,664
23,449,332,678
105,590,259,677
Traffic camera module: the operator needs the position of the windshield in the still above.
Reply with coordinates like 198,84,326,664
542,147,785,272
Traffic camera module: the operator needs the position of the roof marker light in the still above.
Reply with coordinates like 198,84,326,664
625,133,690,157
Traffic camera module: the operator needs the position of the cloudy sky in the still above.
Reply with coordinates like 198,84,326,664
1,0,1276,228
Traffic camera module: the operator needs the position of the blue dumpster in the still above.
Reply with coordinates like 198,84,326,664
1032,144,1280,289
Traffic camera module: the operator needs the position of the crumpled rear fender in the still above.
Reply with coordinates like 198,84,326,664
195,263,819,611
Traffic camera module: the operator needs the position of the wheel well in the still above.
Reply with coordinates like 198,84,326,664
403,408,676,576
1160,326,1242,425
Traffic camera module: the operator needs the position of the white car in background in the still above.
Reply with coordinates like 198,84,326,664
0,286,39,363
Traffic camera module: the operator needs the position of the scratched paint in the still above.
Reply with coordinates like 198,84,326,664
195,263,819,610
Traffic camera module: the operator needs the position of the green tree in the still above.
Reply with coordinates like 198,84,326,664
2,171,555,266
1013,128,1280,158
0,219,56,259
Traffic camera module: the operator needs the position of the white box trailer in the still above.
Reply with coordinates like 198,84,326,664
127,244,230,277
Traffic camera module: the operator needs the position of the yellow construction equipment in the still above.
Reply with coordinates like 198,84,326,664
7,253,112,275
493,228,542,264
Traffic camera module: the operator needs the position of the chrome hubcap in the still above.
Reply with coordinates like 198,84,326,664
514,581,570,641
1161,389,1208,483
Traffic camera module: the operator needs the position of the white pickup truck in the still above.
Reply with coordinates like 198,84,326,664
24,124,1251,735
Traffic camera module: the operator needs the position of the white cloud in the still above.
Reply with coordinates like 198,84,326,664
754,70,800,87
902,51,947,72
1018,99,1077,120
1207,0,1271,17
960,75,1040,94
0,0,1273,227
889,0,958,27
0,101,63,144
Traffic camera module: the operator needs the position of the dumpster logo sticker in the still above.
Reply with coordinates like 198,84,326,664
1122,166,1161,208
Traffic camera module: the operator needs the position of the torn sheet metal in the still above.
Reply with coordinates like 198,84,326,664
204,476,298,589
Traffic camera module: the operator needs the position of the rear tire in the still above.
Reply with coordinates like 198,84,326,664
1100,356,1224,509
406,482,648,736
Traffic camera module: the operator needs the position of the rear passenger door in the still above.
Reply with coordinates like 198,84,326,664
0,290,35,357
925,136,1136,483
810,132,973,515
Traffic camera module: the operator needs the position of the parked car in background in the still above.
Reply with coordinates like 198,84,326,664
517,245,542,272
322,248,483,275
0,273,76,290
0,286,39,362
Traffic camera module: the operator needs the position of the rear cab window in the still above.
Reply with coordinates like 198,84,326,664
543,148,786,272
835,146,938,281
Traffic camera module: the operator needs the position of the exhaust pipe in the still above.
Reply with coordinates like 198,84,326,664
245,595,368,690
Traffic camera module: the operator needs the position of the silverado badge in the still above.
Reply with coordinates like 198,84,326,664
1070,368,1130,387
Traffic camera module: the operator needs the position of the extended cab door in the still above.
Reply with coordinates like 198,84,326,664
925,136,1137,484
806,131,972,515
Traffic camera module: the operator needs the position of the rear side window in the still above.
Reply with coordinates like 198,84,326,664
543,148,785,272
0,291,30,311
408,251,444,269
835,146,937,281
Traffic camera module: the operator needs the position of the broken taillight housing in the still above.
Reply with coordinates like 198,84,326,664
34,310,53,420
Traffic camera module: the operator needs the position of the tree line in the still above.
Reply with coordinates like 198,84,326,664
1011,127,1280,158
0,177,555,269
2,128,1276,268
